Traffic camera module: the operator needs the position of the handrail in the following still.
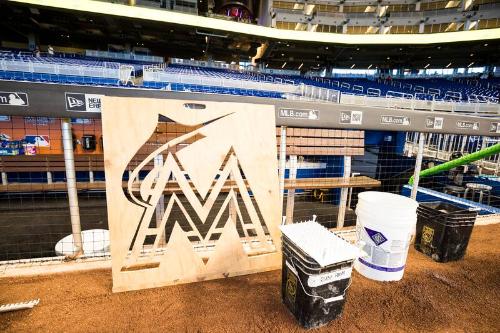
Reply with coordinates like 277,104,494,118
366,88,381,97
408,143,500,185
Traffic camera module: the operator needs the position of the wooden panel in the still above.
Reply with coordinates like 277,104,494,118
275,127,365,156
278,137,364,147
101,97,281,292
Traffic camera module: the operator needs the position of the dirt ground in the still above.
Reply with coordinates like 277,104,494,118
1,224,499,333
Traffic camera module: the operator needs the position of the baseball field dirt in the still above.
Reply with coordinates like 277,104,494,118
1,224,499,332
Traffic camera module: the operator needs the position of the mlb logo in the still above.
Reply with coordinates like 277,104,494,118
365,227,388,246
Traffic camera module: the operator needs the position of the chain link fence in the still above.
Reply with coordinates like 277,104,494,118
0,116,498,269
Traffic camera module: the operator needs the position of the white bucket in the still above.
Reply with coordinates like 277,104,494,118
354,192,418,281
55,229,110,256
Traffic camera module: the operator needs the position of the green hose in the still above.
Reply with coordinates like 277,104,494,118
408,142,500,185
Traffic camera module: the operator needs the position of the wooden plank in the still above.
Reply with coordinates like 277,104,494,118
285,155,297,224
0,176,380,193
285,147,365,156
284,176,380,190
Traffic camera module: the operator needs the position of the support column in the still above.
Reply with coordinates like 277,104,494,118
278,126,287,221
461,135,468,153
448,135,456,154
229,172,238,224
437,134,444,153
464,19,471,31
154,153,166,245
285,155,297,224
28,33,36,51
1,172,7,185
47,171,53,184
61,119,83,257
337,156,351,229
411,132,426,200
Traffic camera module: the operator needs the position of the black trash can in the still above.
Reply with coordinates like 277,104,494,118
280,223,359,329
414,201,478,263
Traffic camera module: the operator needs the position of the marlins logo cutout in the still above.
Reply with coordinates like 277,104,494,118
101,97,282,292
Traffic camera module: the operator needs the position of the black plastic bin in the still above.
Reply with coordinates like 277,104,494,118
414,201,478,263
281,235,354,329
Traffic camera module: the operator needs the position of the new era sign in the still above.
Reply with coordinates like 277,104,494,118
65,93,103,112
340,111,363,125
489,122,500,134
425,116,444,130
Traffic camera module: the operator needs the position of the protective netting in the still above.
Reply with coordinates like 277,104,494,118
0,116,498,264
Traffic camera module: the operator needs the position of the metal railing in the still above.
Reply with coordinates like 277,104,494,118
85,50,164,63
170,58,240,71
339,92,500,116
405,132,500,175
0,59,122,79
143,69,301,94
297,84,340,102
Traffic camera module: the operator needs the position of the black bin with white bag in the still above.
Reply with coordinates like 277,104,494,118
280,222,361,329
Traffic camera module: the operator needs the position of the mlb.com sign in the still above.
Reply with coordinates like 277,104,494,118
0,92,29,106
65,93,103,112
279,108,319,120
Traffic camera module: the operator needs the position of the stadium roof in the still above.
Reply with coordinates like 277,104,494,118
3,0,500,70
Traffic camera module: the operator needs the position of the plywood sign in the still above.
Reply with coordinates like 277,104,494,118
101,97,281,292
